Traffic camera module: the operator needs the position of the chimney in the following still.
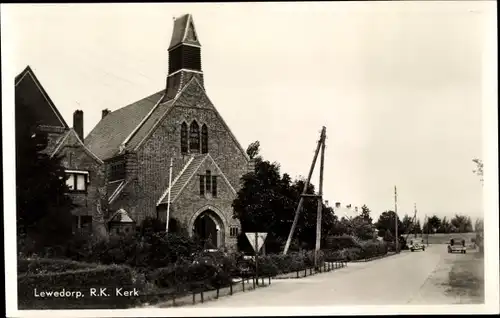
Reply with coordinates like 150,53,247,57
335,202,341,209
73,110,84,141
102,109,110,119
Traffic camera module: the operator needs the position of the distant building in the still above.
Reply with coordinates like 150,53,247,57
334,202,362,220
84,14,252,250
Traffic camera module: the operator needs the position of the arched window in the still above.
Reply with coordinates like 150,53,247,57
189,120,200,152
201,124,208,154
180,122,188,154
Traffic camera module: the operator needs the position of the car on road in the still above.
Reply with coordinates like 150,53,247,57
408,240,425,252
447,238,467,254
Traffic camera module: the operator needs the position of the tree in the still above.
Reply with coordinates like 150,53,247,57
16,98,75,251
423,215,441,234
472,158,484,185
401,214,413,236
439,216,452,233
246,140,261,160
360,205,373,224
375,211,403,239
414,219,422,235
450,214,473,233
233,142,337,252
350,215,375,240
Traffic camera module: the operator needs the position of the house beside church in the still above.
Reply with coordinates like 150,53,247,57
15,66,106,236
84,14,252,249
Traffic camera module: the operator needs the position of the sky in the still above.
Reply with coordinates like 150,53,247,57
2,2,493,224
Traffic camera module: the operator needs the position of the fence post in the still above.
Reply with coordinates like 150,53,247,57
192,293,195,305
296,270,299,278
310,267,313,275
230,282,233,295
268,276,271,285
252,276,256,289
242,277,245,291
216,288,219,299
201,291,204,303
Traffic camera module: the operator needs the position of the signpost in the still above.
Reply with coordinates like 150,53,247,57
245,232,267,286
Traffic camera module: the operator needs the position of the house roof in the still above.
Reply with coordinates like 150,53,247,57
51,128,103,164
84,90,166,160
15,65,69,129
169,14,201,50
157,153,237,205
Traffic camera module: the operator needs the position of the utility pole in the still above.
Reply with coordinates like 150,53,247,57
166,157,173,233
394,186,399,252
314,128,326,268
283,127,326,255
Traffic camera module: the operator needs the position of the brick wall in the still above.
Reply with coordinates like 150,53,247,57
133,79,248,226
157,157,241,249
58,136,106,217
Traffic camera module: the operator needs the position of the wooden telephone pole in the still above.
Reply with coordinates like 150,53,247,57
394,186,399,252
283,127,326,258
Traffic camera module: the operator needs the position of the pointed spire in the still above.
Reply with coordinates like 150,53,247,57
168,14,201,50
165,13,204,99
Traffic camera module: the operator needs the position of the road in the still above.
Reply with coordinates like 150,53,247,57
194,245,469,307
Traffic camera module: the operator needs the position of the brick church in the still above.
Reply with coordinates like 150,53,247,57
83,14,251,249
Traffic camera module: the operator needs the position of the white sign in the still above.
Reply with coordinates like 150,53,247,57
245,232,268,252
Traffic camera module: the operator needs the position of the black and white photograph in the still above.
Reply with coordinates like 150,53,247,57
2,2,498,317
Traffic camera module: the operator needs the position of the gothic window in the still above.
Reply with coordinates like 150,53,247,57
201,124,208,154
181,122,188,154
205,170,211,193
212,176,217,197
199,175,205,196
189,121,200,152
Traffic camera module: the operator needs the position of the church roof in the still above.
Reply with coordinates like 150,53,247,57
169,14,201,50
84,90,171,160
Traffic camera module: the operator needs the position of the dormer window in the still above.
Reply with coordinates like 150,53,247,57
66,170,89,193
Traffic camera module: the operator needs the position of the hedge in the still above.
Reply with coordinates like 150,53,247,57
324,235,361,250
18,264,139,309
151,256,235,293
18,258,98,275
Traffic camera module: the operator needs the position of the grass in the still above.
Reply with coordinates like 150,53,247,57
444,251,484,303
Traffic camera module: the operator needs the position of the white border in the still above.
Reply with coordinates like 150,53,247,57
3,2,499,317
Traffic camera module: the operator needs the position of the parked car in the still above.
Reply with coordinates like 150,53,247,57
408,240,425,252
447,238,467,254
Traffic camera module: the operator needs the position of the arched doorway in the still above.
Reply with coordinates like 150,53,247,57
193,209,223,249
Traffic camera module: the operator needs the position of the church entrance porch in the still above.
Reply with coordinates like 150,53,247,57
192,209,224,249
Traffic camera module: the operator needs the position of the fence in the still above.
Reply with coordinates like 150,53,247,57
142,260,347,308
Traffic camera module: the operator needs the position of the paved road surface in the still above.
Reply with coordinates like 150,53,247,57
194,245,461,307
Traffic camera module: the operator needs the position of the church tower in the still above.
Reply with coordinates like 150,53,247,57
166,14,204,100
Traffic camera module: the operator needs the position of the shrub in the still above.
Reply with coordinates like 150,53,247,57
358,240,388,259
152,253,236,292
324,235,361,250
18,264,137,309
18,257,98,275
